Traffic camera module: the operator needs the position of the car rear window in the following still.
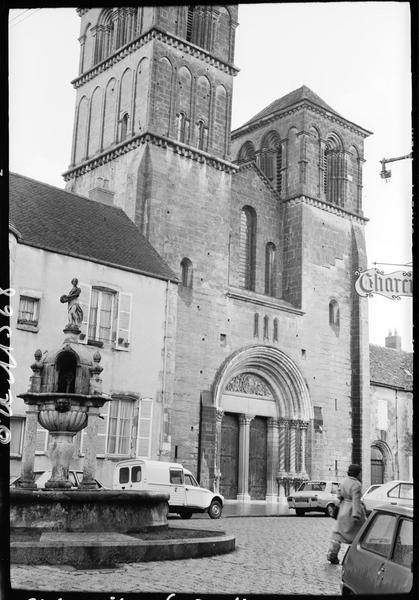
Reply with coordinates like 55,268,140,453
360,513,397,557
299,482,326,492
132,466,142,482
392,519,413,568
170,469,183,484
119,467,129,484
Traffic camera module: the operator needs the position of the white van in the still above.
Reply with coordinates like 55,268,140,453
113,459,224,519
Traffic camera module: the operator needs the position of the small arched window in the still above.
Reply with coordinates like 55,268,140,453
265,242,276,296
239,206,256,291
196,120,207,151
273,318,278,342
263,315,269,339
329,299,340,333
120,113,129,142
181,257,193,288
177,112,188,143
253,313,259,337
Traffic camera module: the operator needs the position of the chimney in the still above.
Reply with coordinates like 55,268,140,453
88,177,115,206
385,329,402,351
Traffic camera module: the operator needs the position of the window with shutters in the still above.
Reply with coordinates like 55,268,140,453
35,422,49,454
239,206,256,291
107,398,134,455
265,242,276,296
78,284,132,351
10,417,25,456
186,6,194,41
137,398,153,457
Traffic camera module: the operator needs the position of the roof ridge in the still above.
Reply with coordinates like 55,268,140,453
10,171,126,216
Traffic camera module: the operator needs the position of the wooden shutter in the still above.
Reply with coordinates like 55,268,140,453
80,402,110,456
78,283,92,343
136,398,153,457
116,292,132,350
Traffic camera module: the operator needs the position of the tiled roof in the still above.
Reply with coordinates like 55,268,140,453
9,172,177,282
242,85,341,127
369,344,413,390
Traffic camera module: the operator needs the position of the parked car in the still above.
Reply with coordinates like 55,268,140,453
287,480,340,516
361,480,413,515
10,470,105,489
113,458,224,519
341,504,413,595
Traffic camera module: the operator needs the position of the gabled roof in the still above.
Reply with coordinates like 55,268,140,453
369,344,413,390
243,85,341,127
9,172,177,282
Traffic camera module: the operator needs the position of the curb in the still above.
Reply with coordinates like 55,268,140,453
11,533,236,568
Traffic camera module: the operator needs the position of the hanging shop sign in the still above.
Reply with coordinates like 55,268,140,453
354,267,412,299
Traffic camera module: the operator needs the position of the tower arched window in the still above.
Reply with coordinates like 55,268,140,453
186,6,194,42
239,206,256,291
94,8,139,65
177,112,188,143
265,242,276,296
237,141,256,164
120,113,129,142
329,299,340,334
259,131,281,191
324,134,344,206
181,257,193,288
196,120,208,151
253,313,259,337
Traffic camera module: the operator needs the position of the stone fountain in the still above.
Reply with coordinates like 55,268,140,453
10,278,235,567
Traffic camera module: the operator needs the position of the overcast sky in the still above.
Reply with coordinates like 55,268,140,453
9,3,413,351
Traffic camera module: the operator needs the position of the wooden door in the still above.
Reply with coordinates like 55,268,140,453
249,416,267,499
220,413,239,499
371,446,384,484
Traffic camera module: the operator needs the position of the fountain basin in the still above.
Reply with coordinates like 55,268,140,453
10,489,169,533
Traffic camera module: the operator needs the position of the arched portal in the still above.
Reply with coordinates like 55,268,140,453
371,440,394,483
212,345,312,502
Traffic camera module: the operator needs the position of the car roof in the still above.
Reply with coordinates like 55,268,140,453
373,504,413,518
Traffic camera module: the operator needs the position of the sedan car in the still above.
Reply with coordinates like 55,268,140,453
287,480,340,516
341,504,413,595
361,480,413,515
10,470,105,489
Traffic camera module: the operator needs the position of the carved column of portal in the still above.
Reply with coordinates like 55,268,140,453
277,417,288,498
237,414,254,503
214,408,224,493
299,420,309,478
266,417,279,502
289,420,298,474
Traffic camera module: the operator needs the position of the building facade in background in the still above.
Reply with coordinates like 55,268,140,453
9,173,177,486
60,5,374,499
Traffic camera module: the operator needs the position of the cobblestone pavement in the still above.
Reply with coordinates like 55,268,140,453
11,515,346,595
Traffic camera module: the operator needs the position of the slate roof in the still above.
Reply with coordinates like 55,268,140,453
369,344,413,390
9,172,177,282
242,85,341,128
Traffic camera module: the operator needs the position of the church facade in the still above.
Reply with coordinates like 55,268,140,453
62,6,373,499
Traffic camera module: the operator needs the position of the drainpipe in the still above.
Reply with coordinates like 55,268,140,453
394,390,399,478
159,280,170,460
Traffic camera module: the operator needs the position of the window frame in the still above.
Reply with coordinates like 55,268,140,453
359,512,398,559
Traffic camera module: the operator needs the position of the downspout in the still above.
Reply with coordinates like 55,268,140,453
159,280,170,460
394,390,399,478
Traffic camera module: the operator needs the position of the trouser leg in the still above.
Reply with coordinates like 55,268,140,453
327,531,341,563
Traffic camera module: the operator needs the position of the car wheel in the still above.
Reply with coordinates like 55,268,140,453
179,511,192,519
208,500,222,519
295,508,305,516
326,504,336,518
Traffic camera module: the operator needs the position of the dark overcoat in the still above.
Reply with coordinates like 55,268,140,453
333,475,366,543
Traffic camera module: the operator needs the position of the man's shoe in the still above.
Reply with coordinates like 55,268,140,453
327,556,340,565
